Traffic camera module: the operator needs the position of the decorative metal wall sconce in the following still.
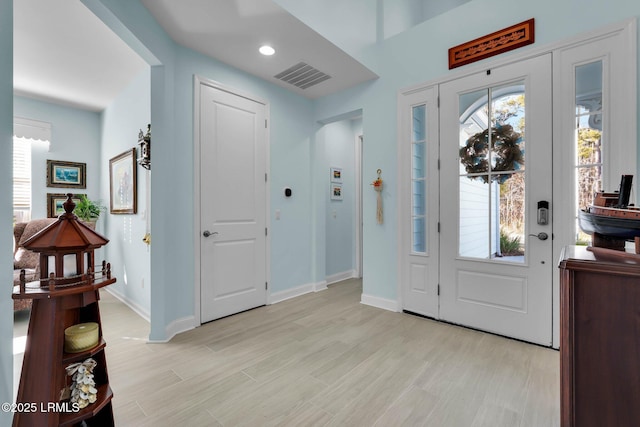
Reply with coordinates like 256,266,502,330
137,124,151,170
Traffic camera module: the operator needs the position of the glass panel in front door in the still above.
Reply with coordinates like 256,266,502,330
458,81,526,262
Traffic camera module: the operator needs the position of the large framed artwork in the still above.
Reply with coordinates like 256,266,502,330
47,193,84,218
46,160,86,188
109,148,137,214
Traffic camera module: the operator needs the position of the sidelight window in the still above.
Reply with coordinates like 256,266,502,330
574,60,603,244
411,104,427,253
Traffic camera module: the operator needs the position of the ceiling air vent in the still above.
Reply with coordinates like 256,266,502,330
274,62,331,90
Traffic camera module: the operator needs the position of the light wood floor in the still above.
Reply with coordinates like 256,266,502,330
14,278,560,426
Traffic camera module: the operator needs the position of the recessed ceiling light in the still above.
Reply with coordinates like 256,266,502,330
259,45,275,56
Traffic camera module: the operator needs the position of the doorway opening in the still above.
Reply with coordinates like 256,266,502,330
317,113,363,287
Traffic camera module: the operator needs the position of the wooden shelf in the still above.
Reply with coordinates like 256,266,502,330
58,384,113,427
62,338,106,364
12,206,116,426
12,277,116,300
13,283,115,426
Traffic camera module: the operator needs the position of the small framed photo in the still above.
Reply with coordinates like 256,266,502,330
46,160,86,188
330,184,343,201
330,167,342,183
109,148,137,214
47,193,84,218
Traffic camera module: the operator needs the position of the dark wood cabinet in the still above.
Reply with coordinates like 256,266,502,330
559,246,640,427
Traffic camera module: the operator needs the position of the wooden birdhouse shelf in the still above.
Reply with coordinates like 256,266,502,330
12,194,116,427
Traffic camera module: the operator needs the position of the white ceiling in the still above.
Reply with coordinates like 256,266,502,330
13,0,148,112
140,0,377,99
13,0,378,112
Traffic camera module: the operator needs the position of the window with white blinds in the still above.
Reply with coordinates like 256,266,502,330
13,137,32,222
12,118,50,223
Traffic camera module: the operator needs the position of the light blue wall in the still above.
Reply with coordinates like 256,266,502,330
0,0,13,420
274,0,378,57
84,0,183,340
82,0,175,341
382,0,473,40
100,68,151,317
14,97,102,219
0,2,634,409
173,47,315,297
383,0,424,40
86,0,315,339
12,76,152,322
421,0,472,22
312,0,640,301
322,120,356,278
314,80,397,300
82,0,640,338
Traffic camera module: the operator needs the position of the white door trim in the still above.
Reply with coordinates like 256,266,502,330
193,75,271,327
355,134,363,278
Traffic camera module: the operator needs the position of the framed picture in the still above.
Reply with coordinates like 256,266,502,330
330,167,342,183
109,148,137,214
330,184,343,201
46,160,86,188
47,193,84,218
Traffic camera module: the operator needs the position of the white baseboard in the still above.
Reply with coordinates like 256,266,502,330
148,316,196,343
105,288,150,322
104,289,195,343
269,281,327,305
360,293,399,312
314,280,328,292
158,279,329,341
326,270,356,285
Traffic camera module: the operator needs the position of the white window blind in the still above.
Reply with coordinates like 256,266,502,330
14,117,51,142
13,137,32,212
12,118,50,222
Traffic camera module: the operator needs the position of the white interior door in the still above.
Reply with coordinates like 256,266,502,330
199,84,267,323
439,54,553,345
400,86,440,318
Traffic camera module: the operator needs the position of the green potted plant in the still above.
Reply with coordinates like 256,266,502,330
74,195,106,224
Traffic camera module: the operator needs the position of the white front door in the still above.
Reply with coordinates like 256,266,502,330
439,54,553,345
199,83,268,323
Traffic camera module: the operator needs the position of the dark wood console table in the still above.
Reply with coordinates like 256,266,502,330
559,246,640,427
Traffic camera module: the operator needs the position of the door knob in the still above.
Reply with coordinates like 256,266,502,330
202,230,218,238
528,232,549,241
